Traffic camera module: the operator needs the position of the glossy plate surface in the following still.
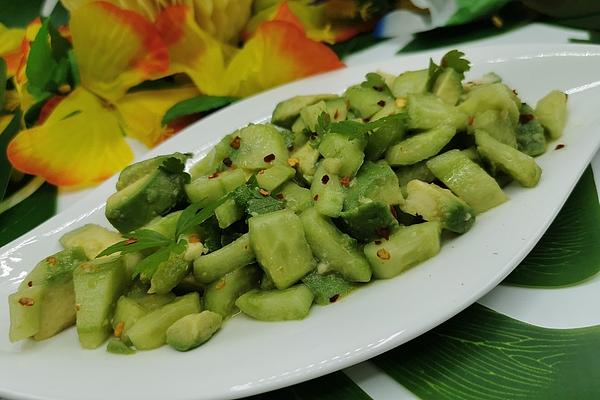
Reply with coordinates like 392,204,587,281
2,44,600,400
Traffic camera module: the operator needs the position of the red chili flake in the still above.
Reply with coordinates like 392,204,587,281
376,227,390,240
125,238,138,245
467,116,475,126
519,114,534,124
263,153,276,163
377,248,391,260
208,172,220,179
555,143,566,150
340,176,351,188
27,281,33,287
18,297,35,307
215,280,226,289
313,194,319,201
259,188,270,197
321,175,330,184
46,256,57,265
187,234,200,243
374,240,382,245
275,193,284,200
222,157,233,167
114,321,125,338
377,100,386,107
390,205,398,219
230,136,241,149
329,294,340,303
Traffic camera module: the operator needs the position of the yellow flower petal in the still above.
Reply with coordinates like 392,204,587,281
0,23,26,76
70,1,169,101
115,85,199,147
190,0,252,44
155,5,230,95
7,88,132,186
223,20,344,97
0,114,13,133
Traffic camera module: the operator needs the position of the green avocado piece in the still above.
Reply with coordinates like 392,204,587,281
344,161,403,210
235,285,314,321
340,201,399,242
116,153,189,191
166,311,223,351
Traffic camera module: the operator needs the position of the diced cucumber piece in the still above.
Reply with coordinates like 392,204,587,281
277,182,313,213
516,104,546,157
231,124,289,170
34,279,78,341
59,224,123,259
463,72,502,92
344,161,403,209
116,152,189,191
458,83,520,127
426,150,507,213
185,169,246,206
391,69,428,98
364,222,441,279
433,68,463,105
344,85,393,119
235,285,314,321
73,258,129,349
149,245,190,295
257,164,295,192
127,292,201,350
535,90,567,139
249,209,315,289
106,167,188,233
112,296,147,343
189,134,235,179
272,94,337,128
106,338,136,355
310,160,345,217
143,211,182,239
407,93,467,131
386,124,457,166
395,161,436,197
193,233,255,284
203,264,261,317
214,198,243,229
291,116,307,137
18,248,88,291
290,141,320,182
470,109,517,148
340,201,399,242
9,286,44,342
325,98,348,122
475,130,542,187
318,132,366,178
401,180,475,234
166,311,223,351
131,293,176,311
300,100,327,132
302,271,356,305
301,207,372,282
364,112,407,161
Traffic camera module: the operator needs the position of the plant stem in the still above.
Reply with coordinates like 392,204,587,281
0,176,46,215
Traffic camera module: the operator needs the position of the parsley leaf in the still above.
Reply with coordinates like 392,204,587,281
247,196,284,216
279,129,295,149
427,49,471,91
96,229,172,258
134,243,173,280
175,194,231,239
232,176,284,216
361,72,393,97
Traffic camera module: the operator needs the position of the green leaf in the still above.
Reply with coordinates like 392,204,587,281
247,371,371,400
67,50,80,86
161,95,237,125
133,244,173,280
0,111,22,200
0,0,44,27
361,72,392,97
278,129,295,149
232,176,284,216
247,196,284,216
26,19,57,99
159,156,186,175
330,31,384,60
302,271,357,305
48,21,71,61
504,167,600,287
0,58,6,111
96,229,172,258
373,303,600,400
23,94,51,128
175,195,231,239
440,49,471,76
0,181,57,247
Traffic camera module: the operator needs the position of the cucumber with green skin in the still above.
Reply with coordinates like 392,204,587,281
193,233,255,284
391,69,428,98
235,285,314,321
386,124,457,166
272,94,337,128
203,264,262,317
535,90,567,139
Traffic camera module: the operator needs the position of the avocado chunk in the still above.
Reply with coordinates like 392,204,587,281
166,311,223,351
386,124,457,166
189,134,235,179
475,130,542,188
73,257,129,349
106,338,136,355
301,271,357,305
407,93,467,130
516,103,546,157
116,152,189,191
112,296,147,344
364,221,441,279
249,209,316,289
106,164,189,234
395,161,436,197
235,285,314,321
339,201,399,242
9,248,88,342
391,69,428,98
300,207,372,282
148,244,190,295
535,90,567,139
401,180,475,234
193,233,255,284
203,264,262,317
364,112,407,161
127,292,201,350
272,94,337,128
344,161,403,210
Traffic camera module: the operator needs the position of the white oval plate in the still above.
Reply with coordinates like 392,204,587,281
2,44,600,400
